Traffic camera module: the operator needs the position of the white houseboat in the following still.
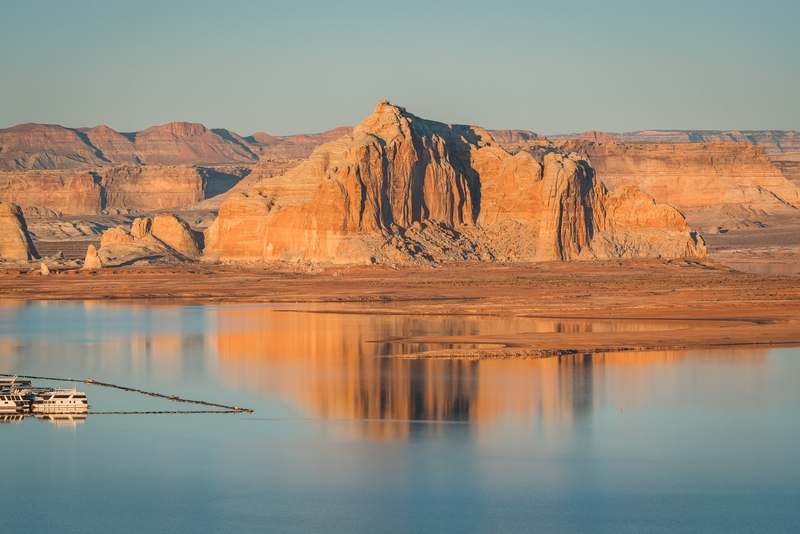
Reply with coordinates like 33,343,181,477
0,392,27,414
30,389,89,414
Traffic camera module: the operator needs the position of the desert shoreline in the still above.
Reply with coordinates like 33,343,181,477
2,260,799,359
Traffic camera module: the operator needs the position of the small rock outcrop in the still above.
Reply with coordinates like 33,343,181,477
0,202,39,261
205,101,705,264
96,214,201,266
150,214,201,259
82,245,102,270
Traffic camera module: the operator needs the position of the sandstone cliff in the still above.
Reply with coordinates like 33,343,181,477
0,165,248,215
0,202,39,261
486,130,544,144
615,130,800,157
130,123,258,166
492,135,800,230
571,142,800,211
205,101,704,264
245,127,354,160
548,129,800,157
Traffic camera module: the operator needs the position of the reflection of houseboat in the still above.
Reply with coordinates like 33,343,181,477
35,413,87,426
31,389,89,414
0,414,25,423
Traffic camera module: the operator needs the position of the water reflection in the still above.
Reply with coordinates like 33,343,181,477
214,307,769,440
34,413,86,427
0,301,770,441
0,414,24,424
0,413,86,427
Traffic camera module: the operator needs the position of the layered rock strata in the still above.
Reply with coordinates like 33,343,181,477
570,141,800,212
571,143,800,209
0,165,248,215
205,101,704,264
0,202,39,261
548,129,800,157
494,134,800,230
0,122,352,170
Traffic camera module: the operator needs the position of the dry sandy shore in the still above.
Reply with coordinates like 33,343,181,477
2,260,799,359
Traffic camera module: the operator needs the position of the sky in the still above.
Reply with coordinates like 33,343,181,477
0,0,798,136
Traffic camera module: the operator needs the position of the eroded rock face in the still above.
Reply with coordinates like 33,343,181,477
245,127,354,160
574,142,800,211
205,101,705,264
0,165,246,215
97,215,201,266
150,214,201,259
614,130,800,157
0,122,259,169
547,129,800,157
0,202,39,261
0,122,349,170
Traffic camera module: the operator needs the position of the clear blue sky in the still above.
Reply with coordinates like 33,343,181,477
1,0,797,135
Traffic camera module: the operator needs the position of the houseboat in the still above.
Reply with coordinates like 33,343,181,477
30,388,89,414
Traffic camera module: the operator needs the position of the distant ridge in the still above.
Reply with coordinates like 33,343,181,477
0,122,353,169
546,129,800,156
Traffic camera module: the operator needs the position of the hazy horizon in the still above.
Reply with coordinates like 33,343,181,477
1,0,798,136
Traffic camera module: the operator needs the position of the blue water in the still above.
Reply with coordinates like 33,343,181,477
1,301,799,533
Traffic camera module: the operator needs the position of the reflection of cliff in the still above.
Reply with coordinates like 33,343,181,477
215,309,480,441
215,308,769,441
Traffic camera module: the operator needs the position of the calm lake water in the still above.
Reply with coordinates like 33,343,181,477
2,301,799,533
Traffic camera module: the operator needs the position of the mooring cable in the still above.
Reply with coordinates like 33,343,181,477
0,373,252,413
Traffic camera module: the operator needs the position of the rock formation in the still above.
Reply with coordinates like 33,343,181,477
571,142,800,211
0,202,39,261
548,129,800,157
0,165,247,215
205,101,705,264
96,214,201,266
129,122,258,166
486,130,544,144
574,131,623,143
0,122,259,169
615,130,800,157
0,122,352,170
244,127,354,160
150,214,201,259
491,134,800,230
0,123,110,169
82,244,102,270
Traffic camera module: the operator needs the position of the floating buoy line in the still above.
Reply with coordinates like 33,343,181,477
0,373,252,415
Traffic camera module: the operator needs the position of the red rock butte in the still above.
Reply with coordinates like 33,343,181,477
204,101,705,264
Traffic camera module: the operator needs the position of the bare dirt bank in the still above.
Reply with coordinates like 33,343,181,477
2,260,799,358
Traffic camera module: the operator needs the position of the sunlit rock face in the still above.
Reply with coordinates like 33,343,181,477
0,201,38,261
0,122,259,169
96,214,201,266
0,165,245,215
573,141,800,211
205,101,705,263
